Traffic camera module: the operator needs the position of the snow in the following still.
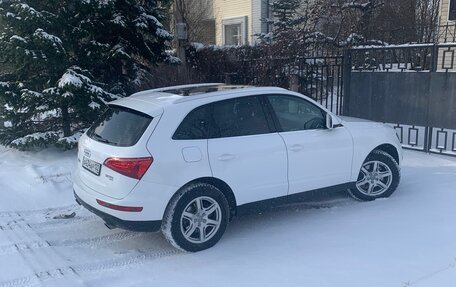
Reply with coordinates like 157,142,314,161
58,71,84,88
57,132,84,146
90,40,109,48
10,35,27,43
4,104,13,111
10,131,60,146
191,42,205,52
33,29,63,47
89,101,100,109
156,28,171,38
32,108,58,122
0,149,455,286
62,91,74,98
16,3,40,17
21,89,43,98
353,43,439,50
42,87,59,95
111,44,131,59
0,146,75,210
80,0,114,7
167,57,182,64
111,14,126,27
342,1,371,9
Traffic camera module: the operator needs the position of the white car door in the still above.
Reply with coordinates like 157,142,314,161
207,96,288,205
266,94,353,195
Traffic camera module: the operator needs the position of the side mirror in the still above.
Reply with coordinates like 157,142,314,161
326,113,333,130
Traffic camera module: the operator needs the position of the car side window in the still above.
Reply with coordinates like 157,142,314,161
173,104,215,140
267,95,326,132
211,96,270,138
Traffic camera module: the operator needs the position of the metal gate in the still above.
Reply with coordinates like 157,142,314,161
343,43,456,157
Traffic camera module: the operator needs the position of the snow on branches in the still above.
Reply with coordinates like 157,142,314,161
341,1,383,11
0,0,173,150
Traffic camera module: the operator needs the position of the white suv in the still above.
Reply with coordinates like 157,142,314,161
73,84,402,252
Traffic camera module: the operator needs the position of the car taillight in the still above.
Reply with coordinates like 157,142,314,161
103,157,153,179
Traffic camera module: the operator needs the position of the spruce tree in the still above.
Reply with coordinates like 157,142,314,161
0,0,174,150
257,0,323,57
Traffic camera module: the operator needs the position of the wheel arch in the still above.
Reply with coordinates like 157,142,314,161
167,177,237,220
372,143,400,164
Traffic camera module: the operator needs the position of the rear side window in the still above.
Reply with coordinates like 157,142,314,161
212,96,270,138
173,96,271,140
173,105,215,140
87,105,152,147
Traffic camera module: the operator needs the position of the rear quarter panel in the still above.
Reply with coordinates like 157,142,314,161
142,103,213,215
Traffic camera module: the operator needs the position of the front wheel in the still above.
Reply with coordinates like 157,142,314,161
161,183,229,252
349,150,401,201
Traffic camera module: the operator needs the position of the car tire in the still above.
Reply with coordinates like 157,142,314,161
348,150,401,201
161,182,229,252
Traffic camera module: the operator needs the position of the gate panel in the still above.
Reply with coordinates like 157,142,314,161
345,43,456,157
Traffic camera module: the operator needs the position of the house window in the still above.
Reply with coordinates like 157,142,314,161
224,24,242,45
222,16,247,46
450,0,456,21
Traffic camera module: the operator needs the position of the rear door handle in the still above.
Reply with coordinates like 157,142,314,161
289,144,305,152
217,154,236,161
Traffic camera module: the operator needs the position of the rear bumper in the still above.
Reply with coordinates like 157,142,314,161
74,191,161,232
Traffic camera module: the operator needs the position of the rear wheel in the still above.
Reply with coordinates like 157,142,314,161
349,150,400,201
161,183,229,252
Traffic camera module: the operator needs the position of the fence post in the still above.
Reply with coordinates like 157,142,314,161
289,74,299,92
431,44,439,72
224,73,233,84
423,44,439,153
342,49,352,115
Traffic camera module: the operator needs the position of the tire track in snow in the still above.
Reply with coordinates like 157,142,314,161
0,210,98,232
0,196,354,286
0,231,145,255
0,215,98,232
0,205,180,287
0,248,182,287
0,204,79,219
0,213,85,287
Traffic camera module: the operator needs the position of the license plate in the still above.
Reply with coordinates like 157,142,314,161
82,156,101,176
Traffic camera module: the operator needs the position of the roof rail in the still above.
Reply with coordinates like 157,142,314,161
131,83,224,97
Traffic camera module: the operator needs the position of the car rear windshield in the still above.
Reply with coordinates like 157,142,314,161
87,105,152,147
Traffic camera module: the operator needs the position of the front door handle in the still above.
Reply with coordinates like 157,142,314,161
217,154,236,161
289,144,305,152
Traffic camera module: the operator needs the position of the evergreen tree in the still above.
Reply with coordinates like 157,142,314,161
270,0,305,40
0,0,174,150
257,0,323,57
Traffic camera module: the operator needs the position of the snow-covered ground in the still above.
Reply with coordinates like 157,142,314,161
0,146,455,287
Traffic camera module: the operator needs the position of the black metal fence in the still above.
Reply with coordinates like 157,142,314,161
188,42,456,157
344,43,456,157
226,54,345,115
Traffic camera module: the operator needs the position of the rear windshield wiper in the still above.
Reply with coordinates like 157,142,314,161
93,133,117,146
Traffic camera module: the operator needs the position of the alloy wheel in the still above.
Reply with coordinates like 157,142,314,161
356,160,393,196
180,196,222,244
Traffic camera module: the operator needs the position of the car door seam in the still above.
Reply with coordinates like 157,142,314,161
277,133,291,196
